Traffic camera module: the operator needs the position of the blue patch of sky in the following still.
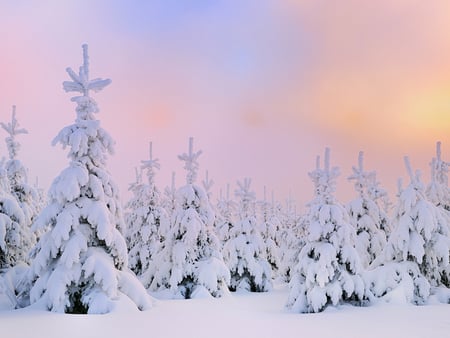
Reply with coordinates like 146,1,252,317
103,0,314,90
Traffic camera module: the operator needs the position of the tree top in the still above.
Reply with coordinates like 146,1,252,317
1,105,28,160
62,44,111,98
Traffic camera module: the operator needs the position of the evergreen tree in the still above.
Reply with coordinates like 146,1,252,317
125,167,144,266
150,138,229,298
0,160,26,269
369,157,450,302
125,143,169,287
162,172,177,218
287,148,365,313
223,178,272,292
259,188,281,278
215,184,235,246
367,175,392,238
1,106,41,263
202,170,214,201
427,142,450,213
28,44,152,313
347,151,387,268
278,199,304,283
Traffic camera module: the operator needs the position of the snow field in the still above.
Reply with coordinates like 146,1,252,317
1,284,450,338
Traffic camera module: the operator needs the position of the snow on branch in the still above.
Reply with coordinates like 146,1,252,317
178,137,202,185
1,106,28,160
63,44,111,98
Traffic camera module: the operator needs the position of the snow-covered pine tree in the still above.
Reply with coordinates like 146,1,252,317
126,142,169,288
125,167,143,250
366,165,392,238
28,44,152,313
32,177,47,223
0,159,27,269
162,172,177,216
202,170,220,239
150,138,229,298
368,157,450,302
278,194,304,283
159,171,177,243
259,188,281,278
287,148,365,313
347,151,387,268
1,106,41,264
223,178,272,292
215,184,235,246
427,142,450,213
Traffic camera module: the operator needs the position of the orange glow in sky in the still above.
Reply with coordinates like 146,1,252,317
1,1,450,209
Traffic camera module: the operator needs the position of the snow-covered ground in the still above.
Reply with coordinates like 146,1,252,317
1,284,450,338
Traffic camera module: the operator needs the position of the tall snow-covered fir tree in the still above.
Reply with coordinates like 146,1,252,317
222,178,272,292
150,138,229,298
347,151,387,268
1,106,41,265
28,44,152,314
125,142,169,288
368,157,450,302
287,148,365,313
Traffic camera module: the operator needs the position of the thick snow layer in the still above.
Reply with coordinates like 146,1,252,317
1,284,450,338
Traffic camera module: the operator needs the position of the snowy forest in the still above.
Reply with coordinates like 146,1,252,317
1,44,450,316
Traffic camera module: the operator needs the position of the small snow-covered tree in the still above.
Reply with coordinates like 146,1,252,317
427,142,450,213
32,178,47,222
150,138,229,298
125,143,169,287
0,162,27,269
259,188,281,278
28,45,152,314
162,172,177,216
202,170,214,200
287,148,365,313
369,157,450,302
1,106,40,265
223,178,272,292
347,151,387,268
215,184,235,246
278,198,304,283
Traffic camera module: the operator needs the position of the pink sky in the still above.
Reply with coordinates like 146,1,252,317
1,1,450,210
